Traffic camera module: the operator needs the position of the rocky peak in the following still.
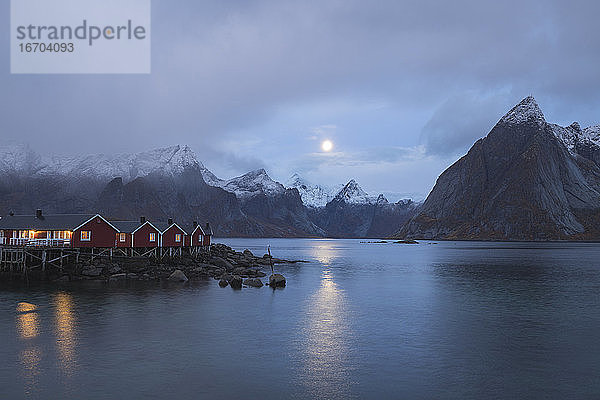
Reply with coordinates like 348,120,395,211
500,96,546,125
376,194,389,205
568,122,582,132
222,168,285,199
334,179,375,204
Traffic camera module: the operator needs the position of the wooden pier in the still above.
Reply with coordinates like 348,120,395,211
0,245,210,280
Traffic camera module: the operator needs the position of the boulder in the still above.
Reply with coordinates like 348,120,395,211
229,275,243,289
243,249,254,258
82,267,103,277
221,273,232,282
218,279,229,288
109,266,122,274
168,269,189,282
109,273,127,281
210,257,235,272
244,278,263,288
269,274,286,288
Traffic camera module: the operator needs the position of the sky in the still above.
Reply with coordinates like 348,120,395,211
2,0,600,201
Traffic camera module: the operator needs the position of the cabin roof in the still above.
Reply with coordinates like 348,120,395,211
111,220,142,233
0,214,95,231
154,222,188,234
190,224,205,236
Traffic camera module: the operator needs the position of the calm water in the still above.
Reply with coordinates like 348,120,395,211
1,239,600,399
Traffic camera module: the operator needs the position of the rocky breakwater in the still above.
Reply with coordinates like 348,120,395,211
57,243,298,289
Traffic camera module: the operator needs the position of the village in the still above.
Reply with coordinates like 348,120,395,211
0,209,288,288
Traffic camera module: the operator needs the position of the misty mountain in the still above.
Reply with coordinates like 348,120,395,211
307,180,418,237
0,144,413,237
397,96,600,240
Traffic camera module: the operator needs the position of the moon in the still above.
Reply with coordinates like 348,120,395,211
321,140,333,152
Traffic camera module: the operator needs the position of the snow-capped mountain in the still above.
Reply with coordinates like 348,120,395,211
398,96,600,240
203,168,286,199
500,95,546,126
0,144,200,182
551,122,600,153
284,173,341,208
333,179,378,205
0,143,416,237
500,96,600,154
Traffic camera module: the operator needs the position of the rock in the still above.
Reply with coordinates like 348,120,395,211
168,269,189,282
232,267,248,276
394,240,418,244
108,266,122,274
210,257,235,272
221,273,232,282
244,278,263,288
269,274,286,287
243,249,254,258
255,271,267,278
82,267,103,277
229,275,243,289
218,279,229,288
109,273,127,281
127,273,138,280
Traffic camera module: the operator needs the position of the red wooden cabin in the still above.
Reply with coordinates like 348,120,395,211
131,218,161,248
72,215,119,248
0,210,118,248
189,222,205,247
158,218,187,247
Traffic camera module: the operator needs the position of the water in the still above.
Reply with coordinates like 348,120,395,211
1,239,600,399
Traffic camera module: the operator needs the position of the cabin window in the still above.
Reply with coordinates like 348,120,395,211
80,231,91,241
198,235,202,242
119,233,126,242
175,233,182,243
149,232,156,242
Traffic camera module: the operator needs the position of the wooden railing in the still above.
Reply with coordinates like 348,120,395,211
7,238,71,247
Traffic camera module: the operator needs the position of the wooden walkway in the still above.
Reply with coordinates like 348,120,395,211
0,245,210,280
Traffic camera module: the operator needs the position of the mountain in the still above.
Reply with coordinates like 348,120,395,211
285,173,342,208
0,144,416,238
0,144,200,182
216,169,286,199
397,96,600,240
0,145,320,237
307,179,418,237
199,169,324,236
332,179,377,205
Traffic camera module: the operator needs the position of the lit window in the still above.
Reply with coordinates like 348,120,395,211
119,233,126,242
175,234,181,242
198,235,202,242
149,232,156,242
80,231,91,241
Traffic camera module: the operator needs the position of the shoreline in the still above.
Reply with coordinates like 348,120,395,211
0,243,298,288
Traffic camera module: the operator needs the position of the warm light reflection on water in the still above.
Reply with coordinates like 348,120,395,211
17,302,42,395
20,347,42,396
300,269,353,399
54,292,77,375
16,302,40,339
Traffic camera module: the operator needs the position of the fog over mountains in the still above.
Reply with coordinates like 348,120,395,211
0,144,416,237
3,96,600,240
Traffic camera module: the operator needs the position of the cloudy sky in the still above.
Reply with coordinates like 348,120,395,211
2,0,600,200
